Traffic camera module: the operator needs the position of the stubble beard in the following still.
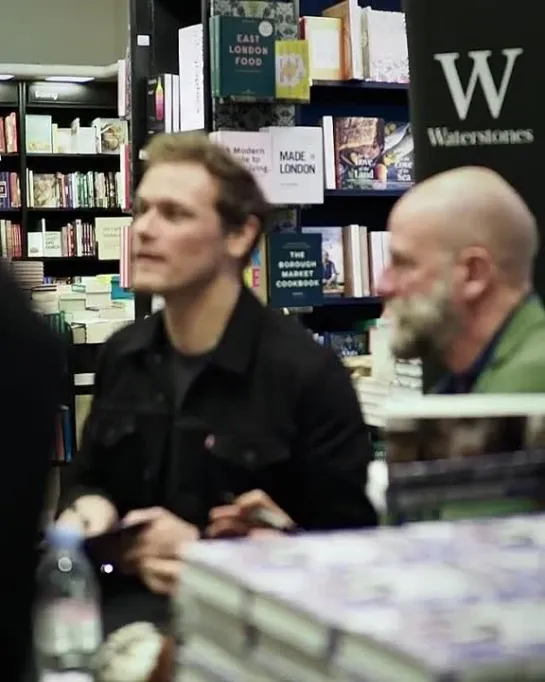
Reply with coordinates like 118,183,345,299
386,282,460,361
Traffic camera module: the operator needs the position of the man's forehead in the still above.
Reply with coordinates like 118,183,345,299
388,200,445,243
137,162,215,203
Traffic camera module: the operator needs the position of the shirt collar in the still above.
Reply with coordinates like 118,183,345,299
120,286,265,374
436,292,534,394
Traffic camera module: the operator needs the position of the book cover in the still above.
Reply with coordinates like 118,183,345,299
212,16,276,101
275,39,310,102
209,130,274,202
243,237,268,303
267,232,323,308
329,331,367,357
264,126,324,205
383,121,414,188
301,226,344,295
334,117,386,190
300,16,342,82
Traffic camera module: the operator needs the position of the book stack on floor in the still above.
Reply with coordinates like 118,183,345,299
175,514,545,681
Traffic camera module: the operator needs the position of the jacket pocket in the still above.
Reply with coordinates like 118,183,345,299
210,434,290,471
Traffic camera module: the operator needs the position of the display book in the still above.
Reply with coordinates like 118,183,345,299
0,78,131,280
175,513,545,682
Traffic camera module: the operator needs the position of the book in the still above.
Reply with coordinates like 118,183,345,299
262,126,324,204
275,39,310,101
333,116,386,190
383,120,414,188
176,515,545,680
209,15,276,101
299,16,342,82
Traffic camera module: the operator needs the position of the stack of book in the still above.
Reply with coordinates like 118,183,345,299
175,514,545,681
384,394,545,523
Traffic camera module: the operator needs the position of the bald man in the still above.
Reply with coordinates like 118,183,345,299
378,165,545,393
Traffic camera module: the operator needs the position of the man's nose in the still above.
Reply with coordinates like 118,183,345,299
376,266,395,299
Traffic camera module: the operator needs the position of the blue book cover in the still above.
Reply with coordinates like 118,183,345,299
383,121,414,188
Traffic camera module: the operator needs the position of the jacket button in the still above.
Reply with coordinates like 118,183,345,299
245,450,256,465
156,393,165,404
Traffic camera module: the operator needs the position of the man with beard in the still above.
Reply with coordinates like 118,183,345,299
378,165,545,393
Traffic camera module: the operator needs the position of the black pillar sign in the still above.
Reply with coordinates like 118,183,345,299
404,0,545,297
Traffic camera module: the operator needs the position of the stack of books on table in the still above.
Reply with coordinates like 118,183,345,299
175,514,545,682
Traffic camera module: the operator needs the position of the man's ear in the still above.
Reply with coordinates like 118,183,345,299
461,246,494,301
226,215,260,260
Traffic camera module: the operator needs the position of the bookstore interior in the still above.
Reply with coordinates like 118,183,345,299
10,0,545,679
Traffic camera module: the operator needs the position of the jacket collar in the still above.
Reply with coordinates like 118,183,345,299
483,294,545,373
120,286,265,374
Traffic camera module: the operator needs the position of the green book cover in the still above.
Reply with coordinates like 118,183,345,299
214,16,276,101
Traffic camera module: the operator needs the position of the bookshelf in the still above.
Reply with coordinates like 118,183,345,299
1,79,129,279
127,0,410,359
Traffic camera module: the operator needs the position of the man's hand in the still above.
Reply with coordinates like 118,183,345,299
120,507,199,596
207,489,293,539
57,495,118,536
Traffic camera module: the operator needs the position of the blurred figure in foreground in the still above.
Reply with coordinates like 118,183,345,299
0,263,64,680
378,165,545,393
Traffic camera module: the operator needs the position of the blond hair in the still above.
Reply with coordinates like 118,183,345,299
143,132,269,263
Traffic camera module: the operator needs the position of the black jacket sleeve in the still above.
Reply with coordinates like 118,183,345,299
296,349,378,530
0,263,64,682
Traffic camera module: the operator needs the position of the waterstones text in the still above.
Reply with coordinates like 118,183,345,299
427,126,534,147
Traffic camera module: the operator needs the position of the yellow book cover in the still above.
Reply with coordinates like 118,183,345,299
243,237,268,303
300,16,343,81
275,40,311,102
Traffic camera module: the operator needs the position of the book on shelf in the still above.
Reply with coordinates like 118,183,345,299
314,329,368,357
275,39,311,102
26,170,123,209
321,115,413,191
210,127,324,205
0,219,22,257
25,114,128,154
0,112,17,153
147,74,181,135
243,237,268,304
177,514,545,681
299,6,408,84
178,24,205,132
322,0,363,80
209,15,277,102
302,224,389,298
299,16,342,81
27,219,96,258
0,171,21,207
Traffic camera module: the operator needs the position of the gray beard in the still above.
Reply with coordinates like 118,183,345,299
387,293,459,360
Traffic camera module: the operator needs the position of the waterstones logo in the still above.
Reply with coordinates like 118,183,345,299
430,48,533,148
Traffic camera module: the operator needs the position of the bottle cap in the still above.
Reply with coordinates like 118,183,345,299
46,525,83,549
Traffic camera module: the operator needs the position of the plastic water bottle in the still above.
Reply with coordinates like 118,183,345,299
34,526,103,681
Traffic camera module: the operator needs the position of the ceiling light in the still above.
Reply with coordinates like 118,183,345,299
0,75,14,80
45,76,95,83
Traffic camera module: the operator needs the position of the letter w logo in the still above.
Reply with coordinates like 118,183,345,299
434,48,523,120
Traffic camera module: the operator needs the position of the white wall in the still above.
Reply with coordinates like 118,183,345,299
0,0,129,65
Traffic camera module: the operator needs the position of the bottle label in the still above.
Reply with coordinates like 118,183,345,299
35,598,102,655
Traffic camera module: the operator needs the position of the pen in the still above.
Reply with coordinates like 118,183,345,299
222,493,301,535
